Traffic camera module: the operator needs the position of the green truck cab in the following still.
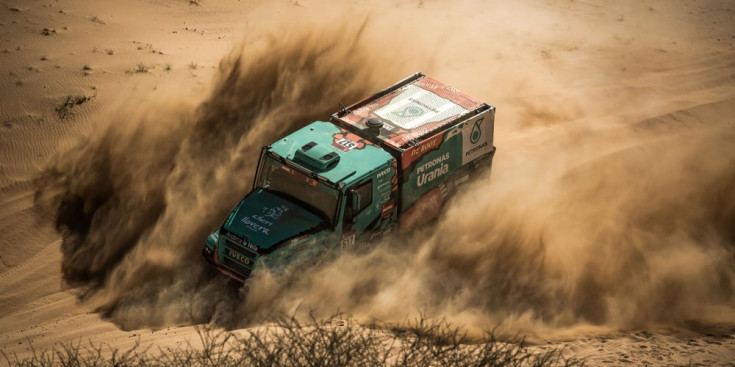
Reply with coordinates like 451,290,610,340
202,73,496,282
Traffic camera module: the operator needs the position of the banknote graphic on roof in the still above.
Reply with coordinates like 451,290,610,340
334,74,485,150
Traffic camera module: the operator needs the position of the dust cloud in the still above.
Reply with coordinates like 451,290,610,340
36,0,735,336
35,14,411,329
246,125,735,335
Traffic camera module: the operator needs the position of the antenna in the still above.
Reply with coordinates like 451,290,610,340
338,103,347,116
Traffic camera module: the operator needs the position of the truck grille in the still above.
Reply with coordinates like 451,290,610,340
222,256,253,278
226,240,258,259
221,238,258,278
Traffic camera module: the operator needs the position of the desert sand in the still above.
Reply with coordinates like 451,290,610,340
1,0,734,365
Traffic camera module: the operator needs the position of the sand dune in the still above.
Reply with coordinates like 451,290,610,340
1,0,734,365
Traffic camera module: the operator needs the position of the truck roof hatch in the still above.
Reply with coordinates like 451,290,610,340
293,141,340,171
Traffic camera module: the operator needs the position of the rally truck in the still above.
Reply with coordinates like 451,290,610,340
202,73,496,282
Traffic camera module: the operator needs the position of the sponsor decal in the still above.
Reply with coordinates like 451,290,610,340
240,205,289,235
465,141,488,157
376,167,391,179
461,111,492,165
380,200,395,217
250,214,273,227
470,118,483,144
225,232,243,244
409,134,442,157
224,232,259,252
392,105,425,118
263,205,288,220
408,97,440,113
387,117,454,149
414,76,484,110
240,216,270,235
243,241,259,252
416,153,451,187
401,132,444,169
376,181,392,192
227,248,252,265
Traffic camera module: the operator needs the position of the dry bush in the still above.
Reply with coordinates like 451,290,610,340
2,316,582,367
54,95,90,120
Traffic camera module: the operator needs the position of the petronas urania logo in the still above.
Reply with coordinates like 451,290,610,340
393,105,424,118
470,118,483,144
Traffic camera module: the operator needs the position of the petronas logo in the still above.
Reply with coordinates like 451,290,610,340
470,118,483,144
393,105,424,118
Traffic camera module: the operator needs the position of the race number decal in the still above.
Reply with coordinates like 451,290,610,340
340,233,356,249
332,131,369,152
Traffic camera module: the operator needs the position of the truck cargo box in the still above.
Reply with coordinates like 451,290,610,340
332,73,495,215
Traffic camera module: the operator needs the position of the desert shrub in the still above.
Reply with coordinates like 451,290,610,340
1,316,582,367
134,63,150,73
54,95,89,120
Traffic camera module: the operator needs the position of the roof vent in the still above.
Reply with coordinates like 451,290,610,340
301,141,317,151
366,118,383,128
365,118,383,136
294,142,340,171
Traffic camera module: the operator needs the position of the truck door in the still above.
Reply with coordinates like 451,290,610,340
340,179,374,249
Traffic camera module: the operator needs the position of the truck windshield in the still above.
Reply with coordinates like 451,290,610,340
255,154,340,224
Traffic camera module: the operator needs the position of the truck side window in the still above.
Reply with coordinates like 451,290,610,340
347,180,373,223
355,180,372,213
